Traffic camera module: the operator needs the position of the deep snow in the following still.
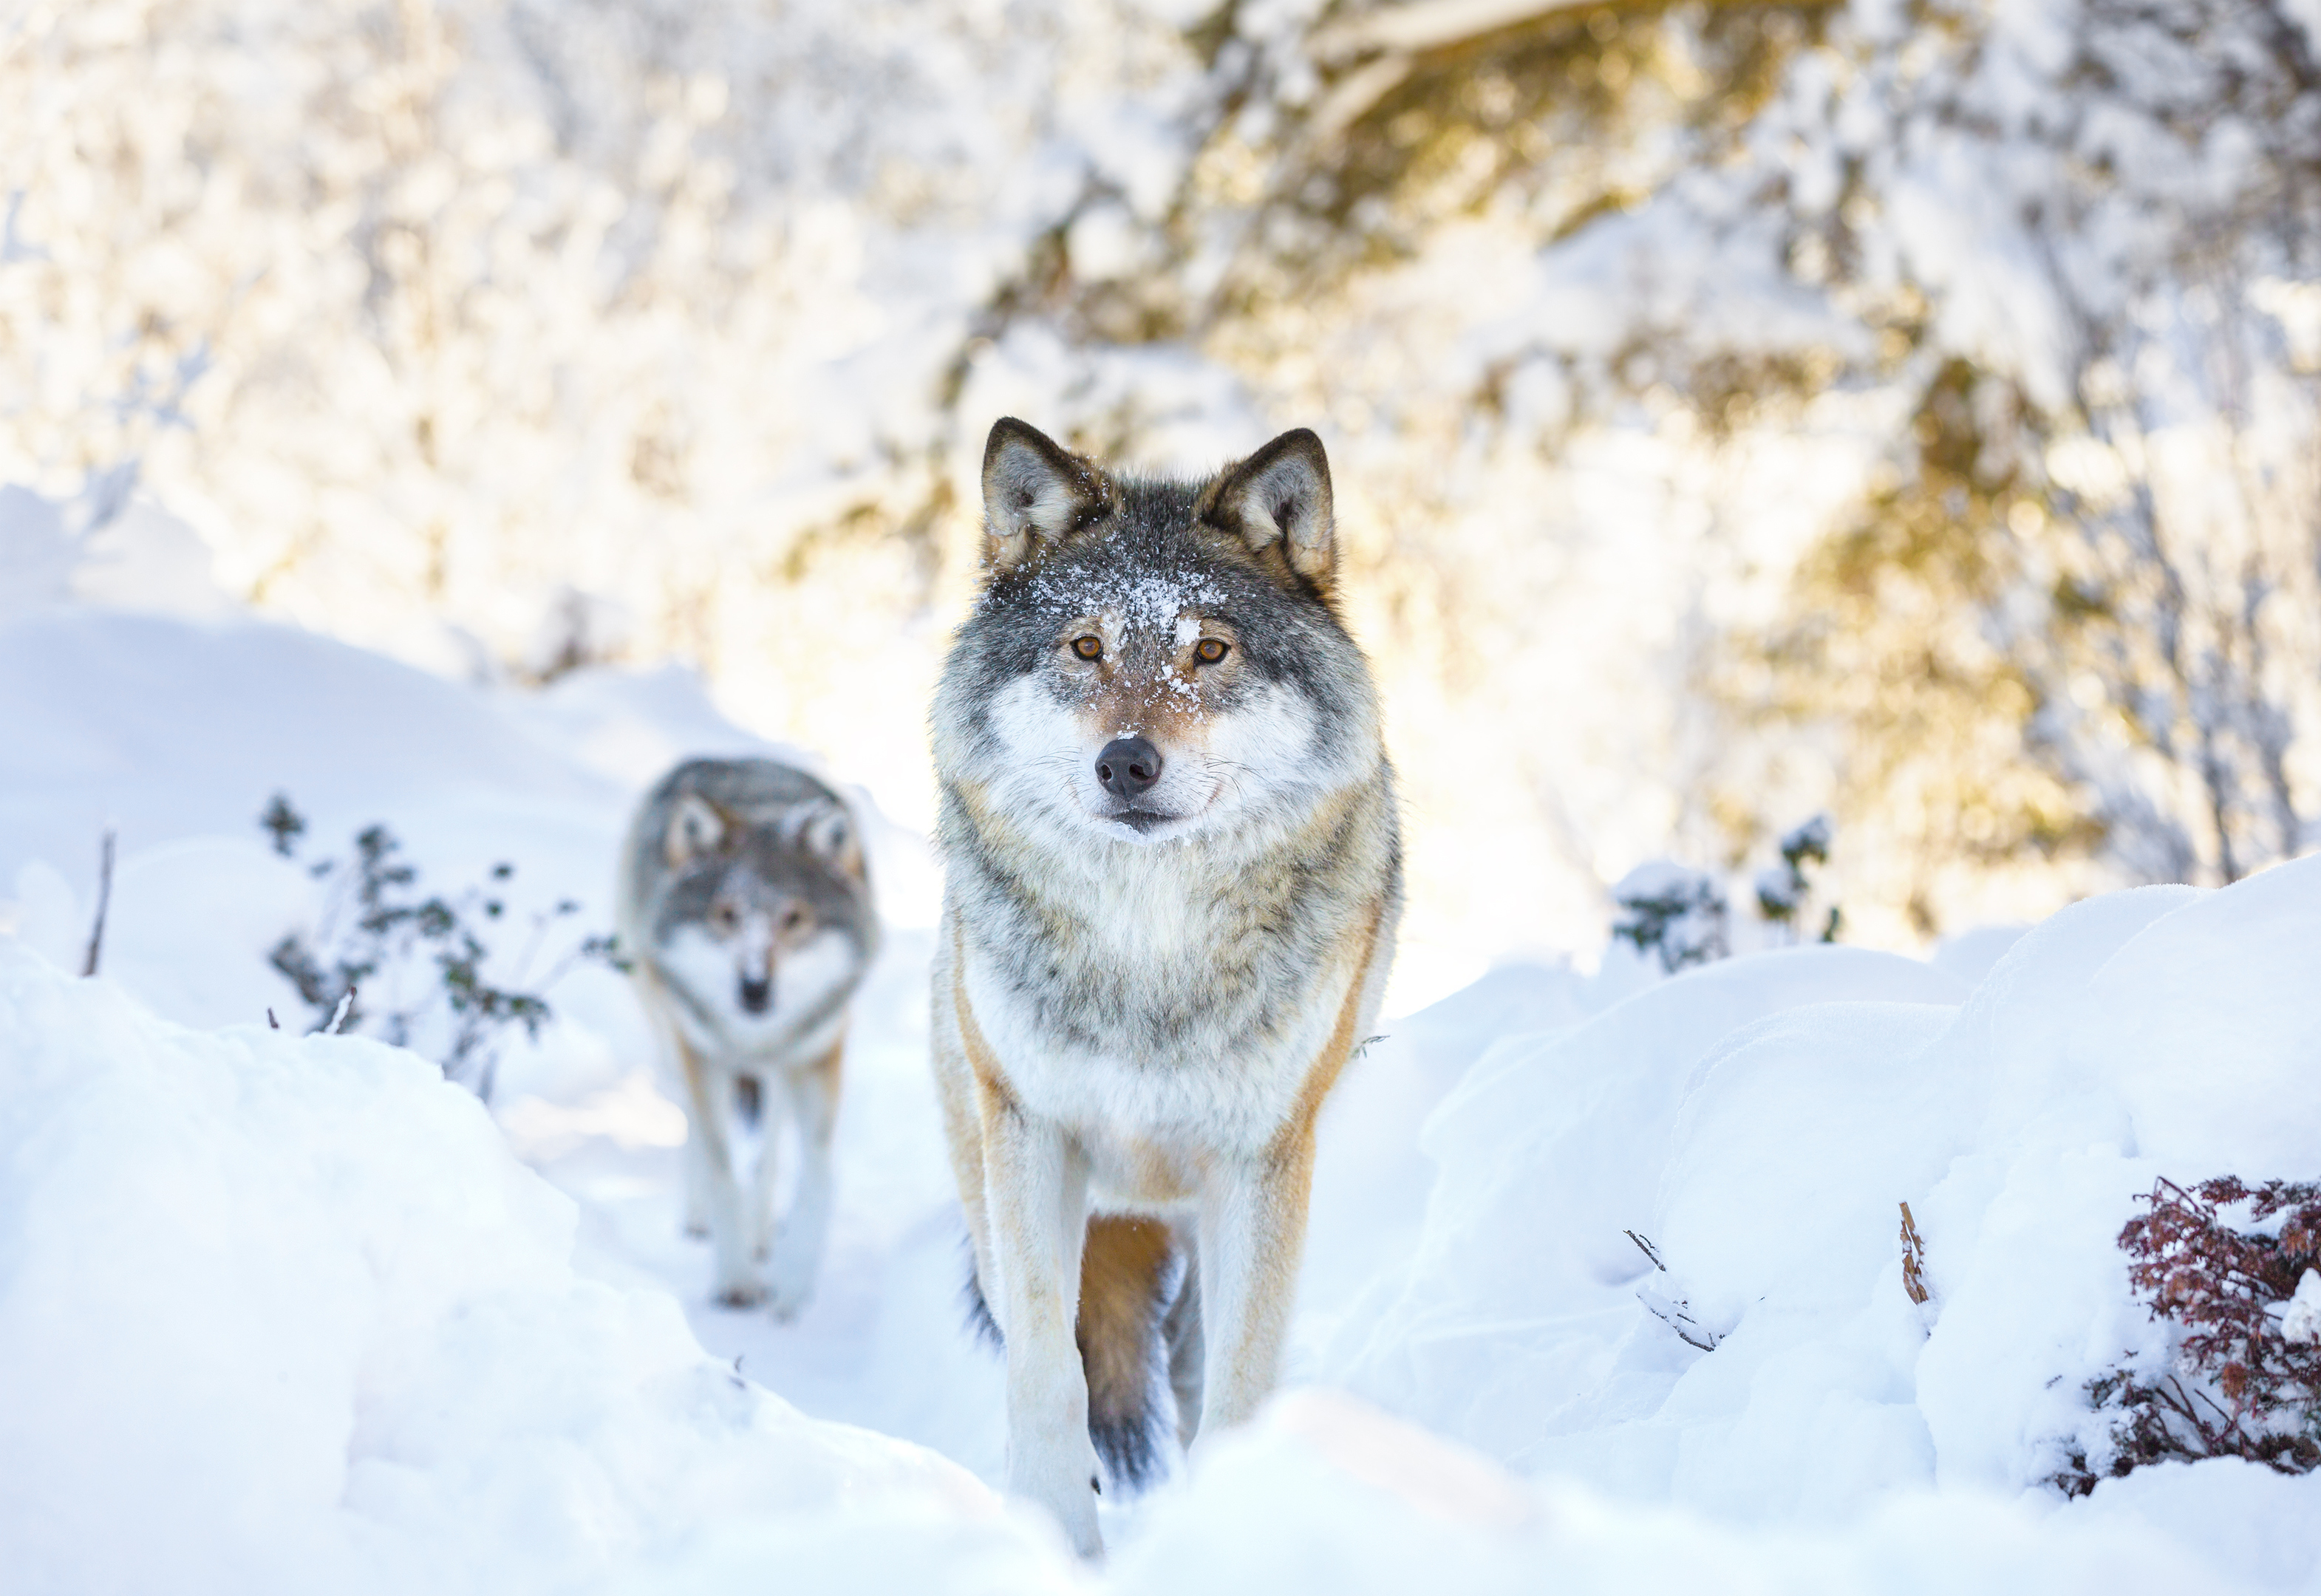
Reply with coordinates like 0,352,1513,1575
4,603,2320,1593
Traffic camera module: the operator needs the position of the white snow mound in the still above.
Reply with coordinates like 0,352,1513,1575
0,947,1034,1596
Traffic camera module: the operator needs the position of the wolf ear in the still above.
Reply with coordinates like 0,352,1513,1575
664,793,727,867
799,803,866,884
981,417,1111,573
1200,428,1337,594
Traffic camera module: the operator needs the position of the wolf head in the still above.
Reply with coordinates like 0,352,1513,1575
633,760,877,1051
933,418,1384,853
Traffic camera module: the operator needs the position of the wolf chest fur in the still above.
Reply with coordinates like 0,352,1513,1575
930,418,1402,1555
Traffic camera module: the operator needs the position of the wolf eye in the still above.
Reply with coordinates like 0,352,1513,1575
1071,635,1102,661
710,902,740,932
1195,638,1230,664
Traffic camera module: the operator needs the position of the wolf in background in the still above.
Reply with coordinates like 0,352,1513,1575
930,417,1402,1555
616,757,879,1315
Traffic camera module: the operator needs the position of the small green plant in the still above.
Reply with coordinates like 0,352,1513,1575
261,794,618,1099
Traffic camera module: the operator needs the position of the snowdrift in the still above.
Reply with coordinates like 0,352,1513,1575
1323,863,2321,1581
4,604,2320,1593
0,948,1051,1596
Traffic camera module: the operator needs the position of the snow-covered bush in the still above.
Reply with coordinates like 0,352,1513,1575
2058,1176,2321,1493
1616,816,1840,972
261,794,613,1099
1610,861,1730,973
1755,813,1839,944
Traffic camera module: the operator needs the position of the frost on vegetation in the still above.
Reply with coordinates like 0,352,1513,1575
1610,859,1730,973
2057,1176,2321,1494
259,793,618,1101
13,0,2321,955
1612,814,1840,972
1754,811,1839,944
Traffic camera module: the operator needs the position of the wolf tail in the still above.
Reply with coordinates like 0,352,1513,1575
963,1215,1201,1492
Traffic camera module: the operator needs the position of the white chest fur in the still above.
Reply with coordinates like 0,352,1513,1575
958,911,1357,1187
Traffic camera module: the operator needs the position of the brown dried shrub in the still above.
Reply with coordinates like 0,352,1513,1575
2055,1176,2321,1496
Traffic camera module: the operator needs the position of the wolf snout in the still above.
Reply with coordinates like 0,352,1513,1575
1094,737,1164,799
738,975,772,1014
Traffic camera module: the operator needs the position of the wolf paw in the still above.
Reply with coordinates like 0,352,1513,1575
711,1274,767,1309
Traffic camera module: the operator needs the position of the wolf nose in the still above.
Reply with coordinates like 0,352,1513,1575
1095,737,1164,799
738,976,771,1014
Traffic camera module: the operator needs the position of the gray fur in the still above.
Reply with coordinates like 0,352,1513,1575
621,760,878,984
616,756,879,1314
933,470,1400,1068
931,420,1403,1537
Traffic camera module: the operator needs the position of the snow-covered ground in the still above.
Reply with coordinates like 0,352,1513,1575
4,600,2318,1594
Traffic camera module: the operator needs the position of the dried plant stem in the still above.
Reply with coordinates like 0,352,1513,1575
80,828,115,978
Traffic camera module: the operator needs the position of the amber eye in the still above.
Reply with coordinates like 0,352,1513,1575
1195,638,1230,665
1071,635,1102,661
710,902,740,932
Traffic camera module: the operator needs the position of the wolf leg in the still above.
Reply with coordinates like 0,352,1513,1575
1161,1240,1204,1450
678,1042,762,1306
744,1078,782,1265
680,1123,712,1239
1077,1215,1174,1490
1193,1138,1314,1438
983,1099,1101,1556
765,1038,842,1321
1195,918,1381,1439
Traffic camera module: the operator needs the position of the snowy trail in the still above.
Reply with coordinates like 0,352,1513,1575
8,609,2321,1595
505,924,1015,1487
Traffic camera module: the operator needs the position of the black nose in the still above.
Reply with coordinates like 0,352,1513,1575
738,976,771,1015
1094,737,1165,799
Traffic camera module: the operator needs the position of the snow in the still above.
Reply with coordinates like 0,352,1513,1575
2285,1272,2321,1348
3,599,2320,1592
0,947,1023,1596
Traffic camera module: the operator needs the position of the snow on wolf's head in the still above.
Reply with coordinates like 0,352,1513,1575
933,417,1385,855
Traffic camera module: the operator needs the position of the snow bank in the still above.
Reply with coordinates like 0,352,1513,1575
1324,862,2321,1581
4,602,2319,1592
1116,1391,2266,1596
0,948,1032,1596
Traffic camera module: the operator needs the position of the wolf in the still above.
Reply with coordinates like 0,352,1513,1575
930,417,1402,1555
616,757,879,1316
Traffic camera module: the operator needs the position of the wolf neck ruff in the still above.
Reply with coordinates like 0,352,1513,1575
928,417,1403,1558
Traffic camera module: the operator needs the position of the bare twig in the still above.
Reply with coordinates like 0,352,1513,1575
1901,1201,1932,1306
1626,1229,1721,1350
325,989,355,1035
80,828,115,978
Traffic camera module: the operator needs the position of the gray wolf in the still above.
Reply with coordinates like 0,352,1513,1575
930,417,1402,1554
616,757,879,1315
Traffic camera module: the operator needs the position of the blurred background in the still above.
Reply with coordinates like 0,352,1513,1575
5,0,2318,986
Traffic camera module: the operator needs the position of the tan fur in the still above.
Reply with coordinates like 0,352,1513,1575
936,887,1390,1435
1077,1216,1179,1459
